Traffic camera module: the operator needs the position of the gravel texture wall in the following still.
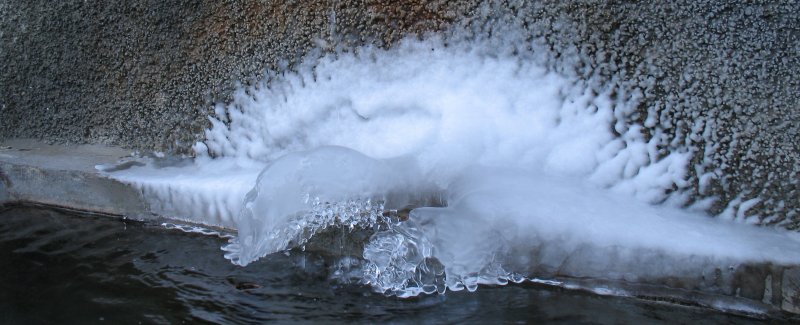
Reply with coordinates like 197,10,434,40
0,0,471,152
0,0,798,226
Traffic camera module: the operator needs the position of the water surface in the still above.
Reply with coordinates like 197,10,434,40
0,207,789,324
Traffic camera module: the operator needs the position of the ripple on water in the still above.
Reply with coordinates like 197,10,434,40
0,207,792,324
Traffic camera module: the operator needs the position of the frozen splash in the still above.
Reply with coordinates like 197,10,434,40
105,31,800,301
199,34,690,204
221,146,434,266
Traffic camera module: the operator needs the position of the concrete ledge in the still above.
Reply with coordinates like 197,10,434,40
0,139,152,220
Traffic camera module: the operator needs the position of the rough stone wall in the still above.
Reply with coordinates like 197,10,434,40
0,0,472,153
0,0,798,226
517,1,800,227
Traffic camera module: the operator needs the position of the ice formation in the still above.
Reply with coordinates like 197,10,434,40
104,31,800,300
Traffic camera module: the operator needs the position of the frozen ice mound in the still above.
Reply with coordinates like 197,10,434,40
221,146,435,266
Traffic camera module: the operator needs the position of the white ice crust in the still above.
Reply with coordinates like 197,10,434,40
103,33,800,298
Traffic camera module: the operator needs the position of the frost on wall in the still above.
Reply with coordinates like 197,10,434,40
501,0,800,227
106,2,800,305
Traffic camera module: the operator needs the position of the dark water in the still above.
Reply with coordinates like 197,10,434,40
0,207,790,324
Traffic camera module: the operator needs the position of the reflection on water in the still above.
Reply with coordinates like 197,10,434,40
0,207,788,324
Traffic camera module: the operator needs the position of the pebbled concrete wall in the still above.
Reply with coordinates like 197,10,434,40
571,1,800,228
557,1,800,227
0,0,798,226
0,0,469,153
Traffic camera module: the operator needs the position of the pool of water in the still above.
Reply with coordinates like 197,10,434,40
0,206,791,324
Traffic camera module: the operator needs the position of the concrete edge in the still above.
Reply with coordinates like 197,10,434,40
0,160,154,221
0,139,154,221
